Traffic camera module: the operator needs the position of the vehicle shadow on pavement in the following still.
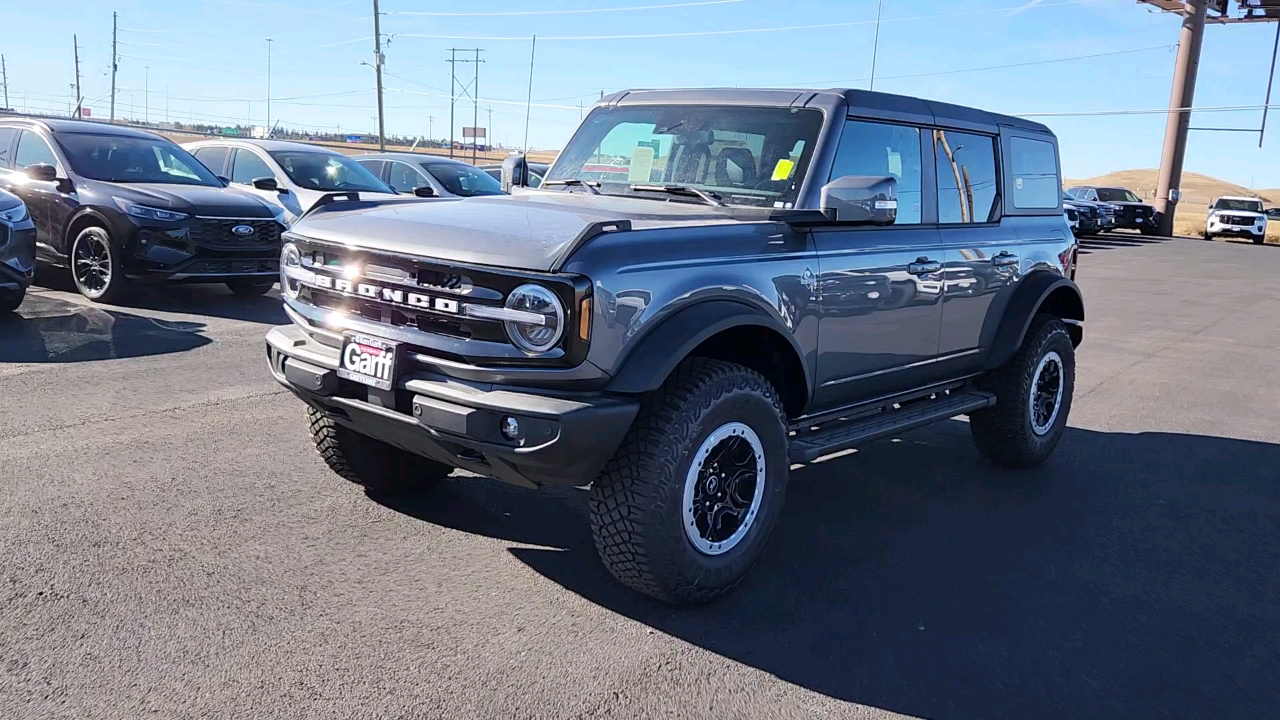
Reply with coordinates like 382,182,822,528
109,285,289,325
0,293,211,363
377,420,1280,719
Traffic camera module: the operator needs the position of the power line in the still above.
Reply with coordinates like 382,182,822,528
387,0,743,17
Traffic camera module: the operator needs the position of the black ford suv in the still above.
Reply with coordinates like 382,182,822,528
0,118,285,302
1067,185,1158,235
266,88,1083,605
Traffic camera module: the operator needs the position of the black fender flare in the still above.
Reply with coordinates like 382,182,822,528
61,208,116,257
605,300,810,395
985,272,1084,370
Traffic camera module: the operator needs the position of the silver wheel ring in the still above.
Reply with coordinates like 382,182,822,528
74,230,113,298
682,422,766,556
1029,350,1065,436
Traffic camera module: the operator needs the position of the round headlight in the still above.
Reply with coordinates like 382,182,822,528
504,284,565,354
280,243,302,300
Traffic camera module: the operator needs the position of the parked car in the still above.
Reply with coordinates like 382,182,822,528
1066,185,1158,234
1064,205,1080,235
1205,195,1268,244
479,161,549,188
353,153,504,198
1063,193,1098,236
0,118,285,302
266,87,1083,606
1063,192,1117,234
183,138,399,225
1265,207,1280,220
0,188,35,313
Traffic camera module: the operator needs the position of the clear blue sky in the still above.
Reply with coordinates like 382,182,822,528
3,0,1278,188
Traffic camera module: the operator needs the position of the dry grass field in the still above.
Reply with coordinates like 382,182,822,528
1068,169,1280,243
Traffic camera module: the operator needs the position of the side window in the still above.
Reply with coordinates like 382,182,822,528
230,149,275,185
1009,137,1059,209
829,120,922,225
0,128,16,168
934,130,998,224
15,131,59,170
387,162,424,193
193,146,229,175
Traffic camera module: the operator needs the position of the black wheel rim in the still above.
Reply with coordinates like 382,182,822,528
683,422,766,555
74,233,112,296
1029,351,1064,436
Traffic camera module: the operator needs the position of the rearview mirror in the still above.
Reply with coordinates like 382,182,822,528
252,176,280,192
820,175,898,225
25,164,58,183
412,185,436,198
501,154,528,193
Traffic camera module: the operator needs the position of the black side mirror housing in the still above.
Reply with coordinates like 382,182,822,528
25,164,58,183
500,155,528,193
820,175,898,225
252,176,281,192
216,175,231,185
413,185,436,198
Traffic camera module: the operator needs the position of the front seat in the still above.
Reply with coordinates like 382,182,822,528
714,147,757,188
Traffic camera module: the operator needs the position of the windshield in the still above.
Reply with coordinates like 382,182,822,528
422,162,504,197
1096,188,1141,203
57,133,221,186
268,151,392,193
546,105,824,208
1213,198,1263,213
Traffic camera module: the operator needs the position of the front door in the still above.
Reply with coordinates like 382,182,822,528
8,130,71,261
812,119,944,409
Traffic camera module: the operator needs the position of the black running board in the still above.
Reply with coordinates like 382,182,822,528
789,390,996,464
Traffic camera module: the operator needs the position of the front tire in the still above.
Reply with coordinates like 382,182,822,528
0,287,24,314
226,278,275,297
1204,232,1215,241
590,358,790,606
1252,236,1265,245
970,315,1075,468
71,225,129,303
306,406,451,497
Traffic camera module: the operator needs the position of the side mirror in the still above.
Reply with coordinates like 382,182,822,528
252,176,281,192
820,175,898,225
216,175,231,185
501,154,528,193
412,185,436,198
25,164,58,182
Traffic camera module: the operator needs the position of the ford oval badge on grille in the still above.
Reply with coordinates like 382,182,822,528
231,225,256,236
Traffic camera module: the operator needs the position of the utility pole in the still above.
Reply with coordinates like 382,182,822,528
1,55,9,111
869,0,885,91
73,35,83,119
144,66,149,123
165,84,170,123
446,47,483,159
427,115,434,143
110,12,118,122
1154,0,1207,236
372,0,386,150
266,38,272,136
487,105,493,153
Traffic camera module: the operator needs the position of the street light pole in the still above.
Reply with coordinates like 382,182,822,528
372,0,386,150
266,38,272,136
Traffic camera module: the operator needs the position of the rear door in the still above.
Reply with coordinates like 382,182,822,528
191,145,230,178
812,118,945,409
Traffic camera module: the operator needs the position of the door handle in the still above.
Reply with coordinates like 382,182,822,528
908,258,941,275
993,252,1019,268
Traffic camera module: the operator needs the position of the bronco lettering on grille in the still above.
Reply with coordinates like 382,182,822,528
308,273,461,314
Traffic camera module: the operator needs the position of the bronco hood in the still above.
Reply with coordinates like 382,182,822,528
284,191,747,271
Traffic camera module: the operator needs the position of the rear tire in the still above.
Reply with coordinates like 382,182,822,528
590,358,790,606
70,225,129,303
0,287,24,314
306,406,451,497
226,278,275,297
970,315,1075,469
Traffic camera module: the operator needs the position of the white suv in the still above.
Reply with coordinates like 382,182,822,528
1206,196,1268,245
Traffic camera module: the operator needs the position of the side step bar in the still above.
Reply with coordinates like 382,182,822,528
788,390,996,464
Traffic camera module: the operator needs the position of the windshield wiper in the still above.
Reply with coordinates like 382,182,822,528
542,178,601,195
628,184,726,207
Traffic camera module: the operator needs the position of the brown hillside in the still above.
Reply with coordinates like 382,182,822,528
1064,169,1279,207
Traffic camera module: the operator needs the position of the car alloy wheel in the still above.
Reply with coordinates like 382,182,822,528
1028,350,1064,436
681,421,766,555
73,230,114,299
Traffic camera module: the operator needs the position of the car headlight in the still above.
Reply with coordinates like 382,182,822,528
113,197,189,222
280,242,305,300
503,283,565,354
0,203,28,224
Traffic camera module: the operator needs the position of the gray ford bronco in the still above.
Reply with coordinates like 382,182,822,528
266,88,1083,606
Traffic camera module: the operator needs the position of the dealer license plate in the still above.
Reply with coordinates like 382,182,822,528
338,332,399,391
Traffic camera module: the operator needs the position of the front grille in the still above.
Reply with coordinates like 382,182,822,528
190,219,281,249
184,259,277,275
1219,214,1255,226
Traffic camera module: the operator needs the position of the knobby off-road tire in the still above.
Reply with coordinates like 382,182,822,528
226,278,275,297
970,314,1075,469
71,225,130,304
0,287,24,314
306,406,451,497
590,358,790,606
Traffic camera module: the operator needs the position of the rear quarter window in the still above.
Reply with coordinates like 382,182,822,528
1009,137,1059,210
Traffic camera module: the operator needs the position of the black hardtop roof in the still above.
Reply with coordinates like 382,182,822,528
598,87,1052,136
0,116,165,140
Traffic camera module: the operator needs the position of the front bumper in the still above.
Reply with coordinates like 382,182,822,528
0,220,36,291
118,215,282,282
1207,220,1265,238
266,323,638,488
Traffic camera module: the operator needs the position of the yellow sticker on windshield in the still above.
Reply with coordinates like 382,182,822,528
771,159,795,182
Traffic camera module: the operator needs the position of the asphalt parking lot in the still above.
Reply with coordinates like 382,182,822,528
2,234,1277,720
